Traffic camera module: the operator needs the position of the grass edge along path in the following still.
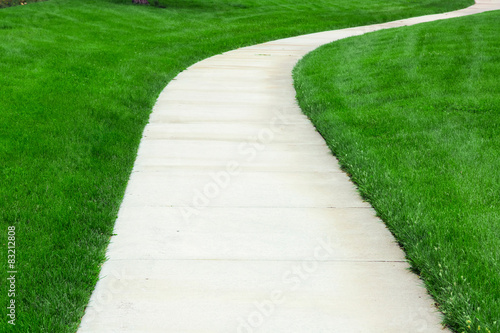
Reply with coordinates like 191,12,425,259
294,10,500,333
0,0,475,331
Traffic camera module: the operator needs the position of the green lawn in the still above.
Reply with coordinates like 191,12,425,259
0,0,476,331
294,10,500,333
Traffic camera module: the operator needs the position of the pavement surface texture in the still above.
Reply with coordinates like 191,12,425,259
78,1,500,332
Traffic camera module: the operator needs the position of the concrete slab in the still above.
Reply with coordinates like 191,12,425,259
149,104,302,124
141,123,326,143
121,171,369,208
157,90,295,105
78,1,500,332
106,207,404,261
133,142,342,173
79,260,445,333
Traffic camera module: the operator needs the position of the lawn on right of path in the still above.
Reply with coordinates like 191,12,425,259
294,10,500,333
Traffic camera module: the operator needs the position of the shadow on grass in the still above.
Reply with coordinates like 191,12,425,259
106,0,250,11
0,0,46,9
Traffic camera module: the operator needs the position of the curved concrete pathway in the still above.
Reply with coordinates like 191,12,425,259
78,1,500,332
